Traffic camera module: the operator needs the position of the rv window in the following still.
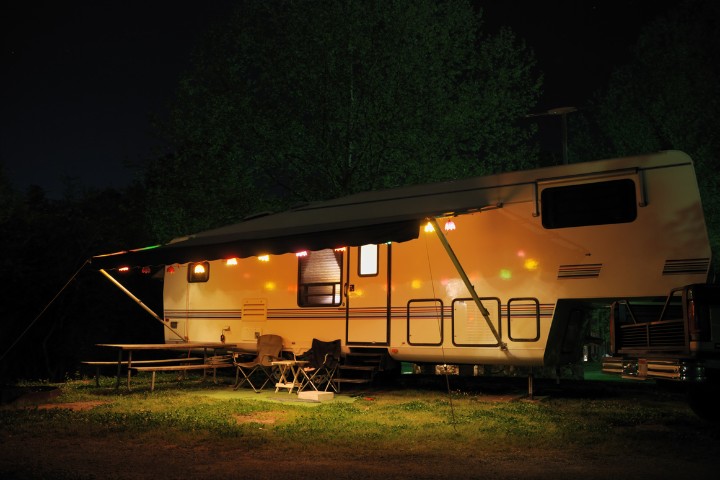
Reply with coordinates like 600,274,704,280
358,244,378,276
298,249,344,307
541,179,637,229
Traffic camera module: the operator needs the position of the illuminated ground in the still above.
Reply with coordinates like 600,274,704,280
1,371,718,479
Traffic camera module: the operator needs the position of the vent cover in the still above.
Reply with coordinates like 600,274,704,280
558,263,602,279
662,258,710,276
242,298,268,321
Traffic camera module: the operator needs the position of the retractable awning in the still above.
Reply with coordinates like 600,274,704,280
92,218,420,270
91,169,516,270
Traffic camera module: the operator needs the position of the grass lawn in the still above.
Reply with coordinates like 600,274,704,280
1,370,719,479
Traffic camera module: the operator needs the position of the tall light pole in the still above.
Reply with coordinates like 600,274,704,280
526,106,577,164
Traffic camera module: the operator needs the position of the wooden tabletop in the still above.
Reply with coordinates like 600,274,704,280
272,360,309,365
97,342,234,350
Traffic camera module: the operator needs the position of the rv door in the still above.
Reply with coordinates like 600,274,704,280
346,244,390,345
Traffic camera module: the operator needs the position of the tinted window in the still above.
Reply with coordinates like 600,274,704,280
541,179,637,229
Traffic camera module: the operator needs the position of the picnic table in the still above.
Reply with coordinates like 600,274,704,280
95,342,235,390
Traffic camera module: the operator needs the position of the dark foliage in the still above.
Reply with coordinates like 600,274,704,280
0,184,162,382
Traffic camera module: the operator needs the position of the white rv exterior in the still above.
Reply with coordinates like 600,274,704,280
150,151,712,367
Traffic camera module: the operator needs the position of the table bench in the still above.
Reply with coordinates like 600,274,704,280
81,358,203,386
132,359,235,391
95,342,234,390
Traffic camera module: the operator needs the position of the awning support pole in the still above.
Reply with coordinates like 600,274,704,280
99,269,185,341
427,217,507,350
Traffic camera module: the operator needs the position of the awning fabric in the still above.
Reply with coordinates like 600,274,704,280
92,219,420,270
91,169,515,270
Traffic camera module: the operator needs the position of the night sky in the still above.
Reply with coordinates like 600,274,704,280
2,0,678,198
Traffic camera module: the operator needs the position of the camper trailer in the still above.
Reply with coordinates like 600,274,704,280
93,151,717,389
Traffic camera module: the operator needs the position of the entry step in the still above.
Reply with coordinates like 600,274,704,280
339,365,376,371
333,378,372,384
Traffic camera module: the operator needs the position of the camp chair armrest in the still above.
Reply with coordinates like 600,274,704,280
232,352,255,364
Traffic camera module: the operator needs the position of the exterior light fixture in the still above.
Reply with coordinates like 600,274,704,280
444,220,456,231
166,266,176,274
226,258,238,266
118,266,130,272
141,266,151,275
188,261,210,282
424,222,434,233
296,251,308,257
258,255,270,262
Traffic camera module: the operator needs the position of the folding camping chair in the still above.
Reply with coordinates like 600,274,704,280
297,338,341,393
233,334,283,392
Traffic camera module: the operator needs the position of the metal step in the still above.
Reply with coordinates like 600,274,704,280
344,353,383,369
339,365,376,372
333,358,379,390
333,378,372,384
334,348,389,391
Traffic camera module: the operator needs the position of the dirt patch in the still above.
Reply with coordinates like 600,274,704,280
2,429,717,480
232,411,286,425
32,401,110,411
2,386,62,407
1,387,111,411
480,393,529,402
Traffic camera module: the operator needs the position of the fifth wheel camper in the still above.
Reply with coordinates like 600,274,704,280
93,150,717,410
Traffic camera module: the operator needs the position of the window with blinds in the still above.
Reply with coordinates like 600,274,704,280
297,249,344,307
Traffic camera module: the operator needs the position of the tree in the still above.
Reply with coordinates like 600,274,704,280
0,163,17,224
570,0,720,254
0,184,160,382
145,0,541,242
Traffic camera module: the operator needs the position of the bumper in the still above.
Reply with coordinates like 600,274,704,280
602,356,706,381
